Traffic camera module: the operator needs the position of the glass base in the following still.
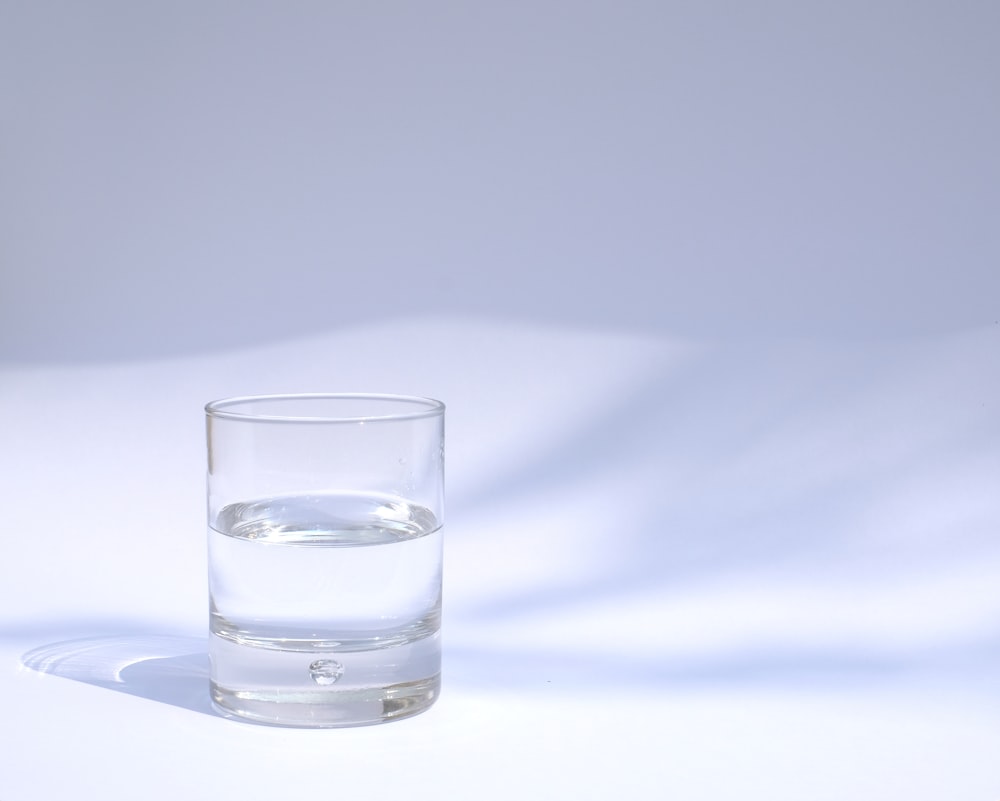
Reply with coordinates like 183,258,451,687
208,629,440,727
211,674,440,727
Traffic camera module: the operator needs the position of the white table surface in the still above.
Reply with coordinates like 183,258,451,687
2,317,998,799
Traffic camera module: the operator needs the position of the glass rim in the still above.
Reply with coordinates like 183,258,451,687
205,393,445,423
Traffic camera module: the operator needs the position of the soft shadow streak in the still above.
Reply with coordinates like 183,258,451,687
22,634,219,717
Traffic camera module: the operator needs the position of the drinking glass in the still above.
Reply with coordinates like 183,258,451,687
205,394,445,727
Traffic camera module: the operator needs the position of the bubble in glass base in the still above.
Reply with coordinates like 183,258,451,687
309,659,344,685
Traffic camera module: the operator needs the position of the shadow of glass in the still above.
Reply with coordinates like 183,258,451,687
21,634,219,717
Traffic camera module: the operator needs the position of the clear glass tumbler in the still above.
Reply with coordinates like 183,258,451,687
205,394,445,727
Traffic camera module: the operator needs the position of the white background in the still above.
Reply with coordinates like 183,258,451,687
1,2,999,798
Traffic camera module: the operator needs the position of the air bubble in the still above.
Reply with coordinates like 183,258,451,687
309,659,344,685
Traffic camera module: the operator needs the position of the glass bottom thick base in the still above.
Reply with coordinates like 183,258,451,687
211,674,440,727
209,632,441,728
